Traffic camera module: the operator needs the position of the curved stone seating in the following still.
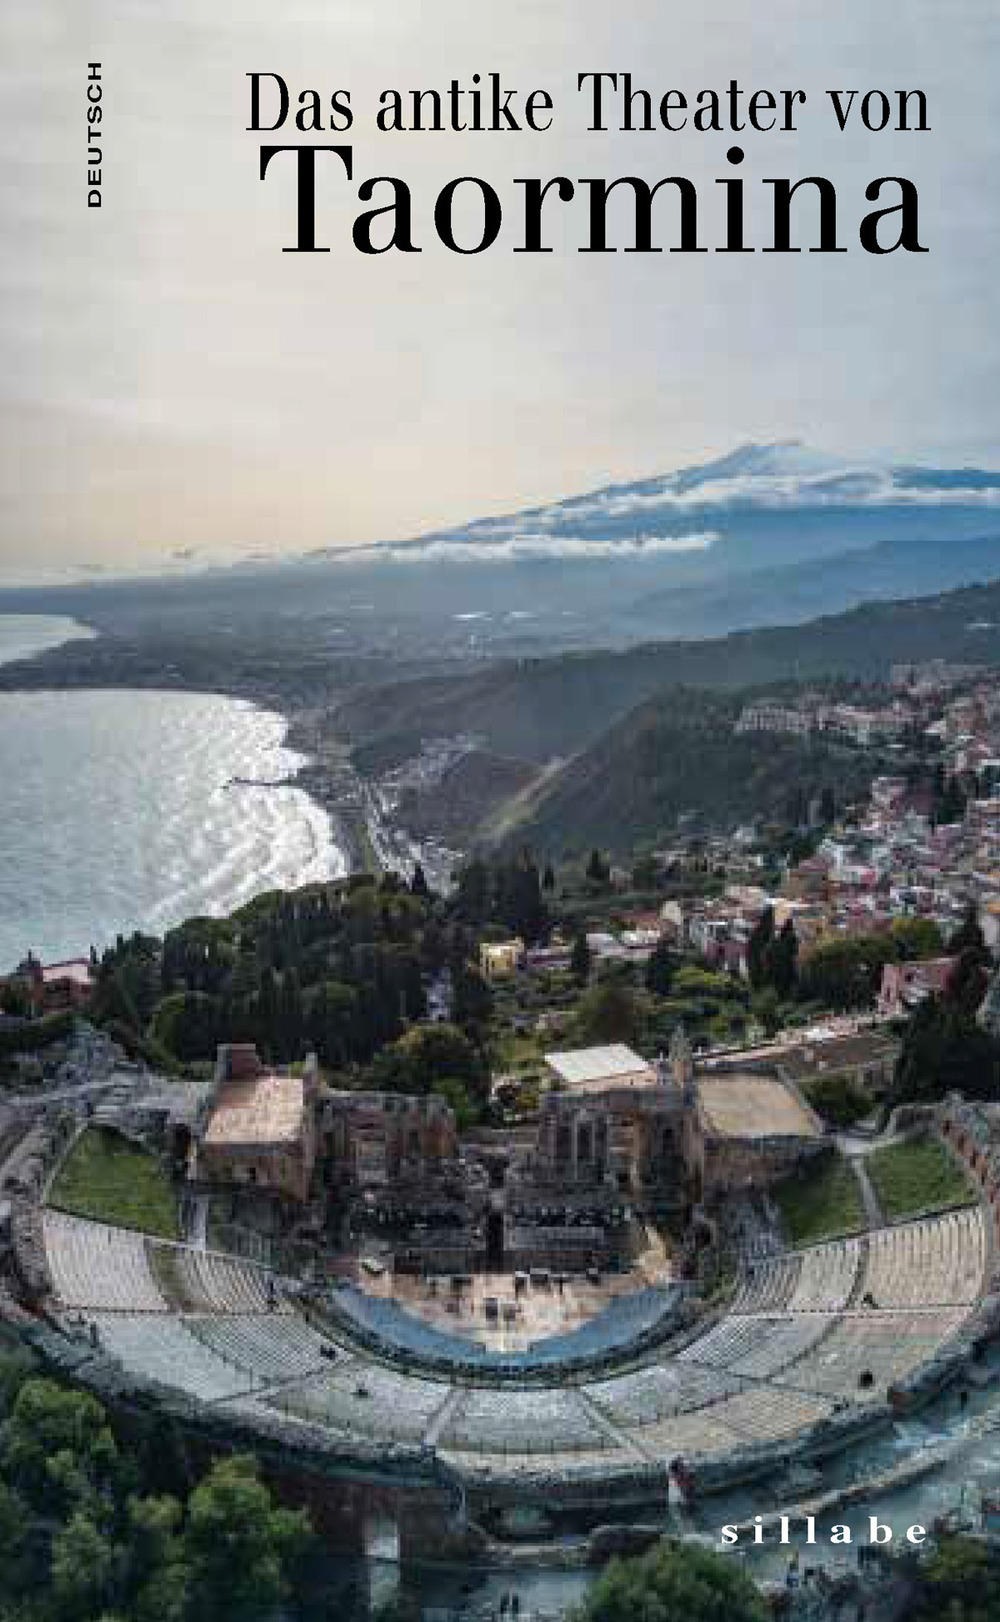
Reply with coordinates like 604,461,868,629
185,1313,330,1383
38,1195,991,1493
772,1309,967,1399
583,1361,738,1425
787,1237,863,1313
731,1252,802,1313
438,1386,607,1456
634,1405,750,1459
677,1313,829,1380
710,1385,832,1444
90,1314,249,1402
445,1447,633,1478
275,1363,448,1444
862,1207,984,1309
733,1236,861,1317
43,1212,168,1314
164,1246,288,1315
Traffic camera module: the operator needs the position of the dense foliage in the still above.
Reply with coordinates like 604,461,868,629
799,917,944,1011
907,1534,1000,1622
91,874,468,1074
572,1538,767,1622
0,1363,317,1622
453,851,548,943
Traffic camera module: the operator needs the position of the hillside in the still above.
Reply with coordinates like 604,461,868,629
392,749,538,843
338,576,1000,770
489,690,880,856
625,528,1000,641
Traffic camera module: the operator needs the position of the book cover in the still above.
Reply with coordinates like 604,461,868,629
0,3,998,1618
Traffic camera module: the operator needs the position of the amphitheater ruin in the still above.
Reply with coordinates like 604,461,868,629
4,1030,1000,1566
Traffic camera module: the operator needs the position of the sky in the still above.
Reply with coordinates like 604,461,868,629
1,0,998,582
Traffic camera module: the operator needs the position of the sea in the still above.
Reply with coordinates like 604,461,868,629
0,615,347,971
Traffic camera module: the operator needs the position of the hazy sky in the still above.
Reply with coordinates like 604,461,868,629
1,0,998,581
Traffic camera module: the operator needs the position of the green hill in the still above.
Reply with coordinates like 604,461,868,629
490,689,879,856
338,575,1000,770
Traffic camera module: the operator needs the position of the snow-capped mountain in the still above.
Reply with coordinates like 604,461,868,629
300,440,1000,575
6,443,1000,655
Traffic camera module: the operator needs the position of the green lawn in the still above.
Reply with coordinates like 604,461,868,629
495,1028,547,1073
865,1135,973,1222
774,1152,865,1248
49,1126,179,1240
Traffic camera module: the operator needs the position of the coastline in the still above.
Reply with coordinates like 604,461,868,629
0,621,463,887
0,643,376,970
0,621,384,882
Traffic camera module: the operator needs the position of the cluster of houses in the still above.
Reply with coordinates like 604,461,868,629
0,955,95,1018
664,672,1000,989
736,697,912,745
479,924,663,981
735,660,990,747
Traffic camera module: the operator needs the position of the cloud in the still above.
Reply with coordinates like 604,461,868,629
430,461,1000,536
315,529,719,567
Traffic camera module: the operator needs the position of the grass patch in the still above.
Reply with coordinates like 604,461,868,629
865,1135,973,1221
49,1126,178,1240
802,1071,873,1130
774,1152,865,1247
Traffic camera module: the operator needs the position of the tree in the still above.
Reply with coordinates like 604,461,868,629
578,981,638,1045
586,848,610,885
304,980,358,1067
372,1022,486,1102
503,851,548,944
123,1493,189,1622
645,940,676,997
0,1480,31,1600
746,906,774,991
764,918,798,998
453,859,493,925
798,933,895,1011
182,1456,311,1622
150,991,223,1063
935,771,968,826
948,904,990,967
3,1379,121,1515
631,854,658,891
910,1533,1000,1622
277,967,304,1057
890,916,944,960
0,978,32,1020
434,1075,477,1131
751,986,781,1038
49,1509,121,1622
575,1538,767,1622
803,1071,872,1129
946,947,990,1019
817,784,837,825
452,963,493,1033
570,931,592,986
893,994,1000,1105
